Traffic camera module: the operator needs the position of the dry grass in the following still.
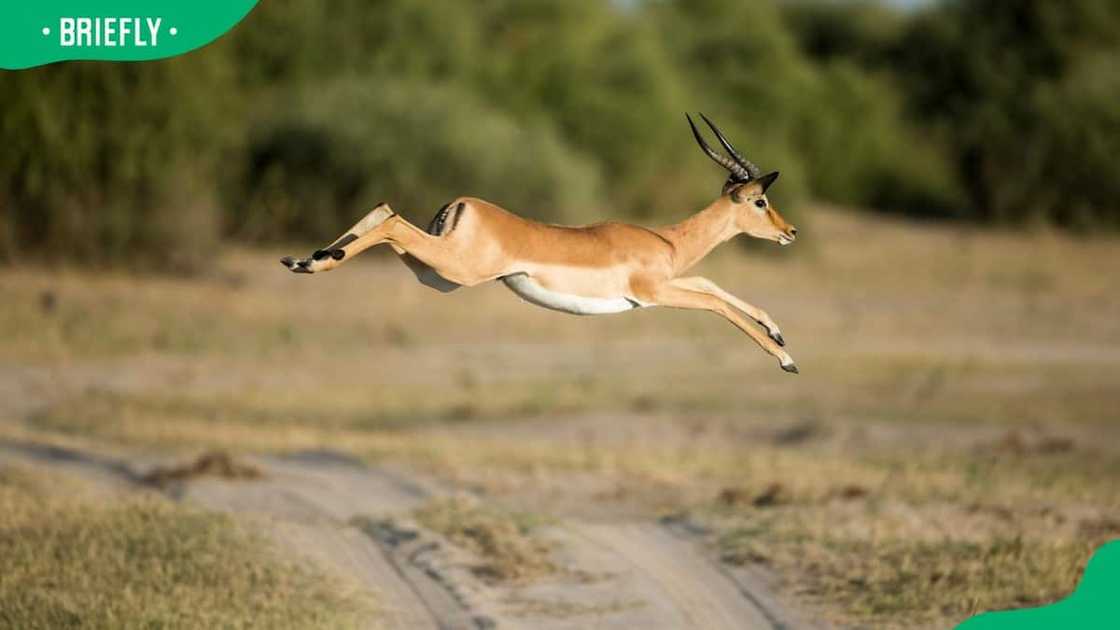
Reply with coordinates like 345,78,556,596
414,495,556,583
719,525,1097,628
2,206,1119,627
0,465,372,629
141,451,263,488
710,487,1108,629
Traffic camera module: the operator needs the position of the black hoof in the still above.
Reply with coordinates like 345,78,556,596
771,331,786,346
781,362,799,374
282,257,313,273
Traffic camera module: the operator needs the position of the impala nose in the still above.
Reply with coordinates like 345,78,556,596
787,227,798,240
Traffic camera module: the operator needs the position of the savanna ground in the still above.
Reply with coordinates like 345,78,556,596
2,207,1118,628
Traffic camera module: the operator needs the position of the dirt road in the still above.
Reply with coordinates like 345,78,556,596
0,441,813,629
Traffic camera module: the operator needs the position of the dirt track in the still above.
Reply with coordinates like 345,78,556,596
0,441,813,629
0,330,815,629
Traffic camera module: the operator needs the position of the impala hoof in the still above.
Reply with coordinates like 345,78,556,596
781,361,799,374
770,331,786,346
280,256,313,274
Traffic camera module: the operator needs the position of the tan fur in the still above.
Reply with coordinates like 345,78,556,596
283,186,799,372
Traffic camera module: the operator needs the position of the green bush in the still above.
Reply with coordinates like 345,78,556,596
0,56,233,271
648,0,818,219
472,0,698,218
795,62,963,217
226,79,602,242
4,0,1117,269
893,0,1120,227
226,0,480,86
782,1,906,65
1027,54,1120,229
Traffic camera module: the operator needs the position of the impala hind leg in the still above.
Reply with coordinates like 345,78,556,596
281,203,396,273
366,216,494,286
283,211,491,286
671,276,787,346
644,283,797,373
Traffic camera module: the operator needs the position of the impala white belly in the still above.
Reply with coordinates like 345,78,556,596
501,273,644,316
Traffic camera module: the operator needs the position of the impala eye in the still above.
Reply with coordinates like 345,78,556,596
754,199,767,208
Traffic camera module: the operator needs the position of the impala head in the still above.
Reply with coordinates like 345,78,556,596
687,113,798,246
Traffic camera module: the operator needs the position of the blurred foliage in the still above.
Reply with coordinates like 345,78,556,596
2,0,1117,268
229,78,602,240
890,0,1120,227
0,58,234,271
783,1,907,65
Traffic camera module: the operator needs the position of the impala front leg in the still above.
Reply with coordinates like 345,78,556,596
671,276,787,346
643,283,798,374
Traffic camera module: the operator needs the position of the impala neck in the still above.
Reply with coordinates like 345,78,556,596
659,199,740,273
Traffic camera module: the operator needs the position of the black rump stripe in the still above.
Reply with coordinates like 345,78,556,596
426,201,466,237
427,203,451,236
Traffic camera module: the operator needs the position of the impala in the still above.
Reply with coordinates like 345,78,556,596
282,114,800,373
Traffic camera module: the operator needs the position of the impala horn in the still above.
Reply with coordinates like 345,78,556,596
699,113,762,180
686,113,760,182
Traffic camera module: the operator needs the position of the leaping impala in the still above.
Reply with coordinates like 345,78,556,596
282,114,800,373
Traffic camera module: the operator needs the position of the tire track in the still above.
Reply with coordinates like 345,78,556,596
566,522,783,629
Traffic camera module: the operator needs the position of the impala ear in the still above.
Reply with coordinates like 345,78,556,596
723,178,748,202
756,171,780,193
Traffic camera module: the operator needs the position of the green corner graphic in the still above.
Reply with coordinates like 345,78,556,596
957,540,1120,629
1,1,259,70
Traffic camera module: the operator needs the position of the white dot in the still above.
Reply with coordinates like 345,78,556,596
42,27,50,36
169,27,178,36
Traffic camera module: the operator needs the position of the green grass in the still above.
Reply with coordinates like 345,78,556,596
0,466,373,629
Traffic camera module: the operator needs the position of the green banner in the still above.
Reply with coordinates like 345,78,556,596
0,1,259,69
958,540,1120,629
